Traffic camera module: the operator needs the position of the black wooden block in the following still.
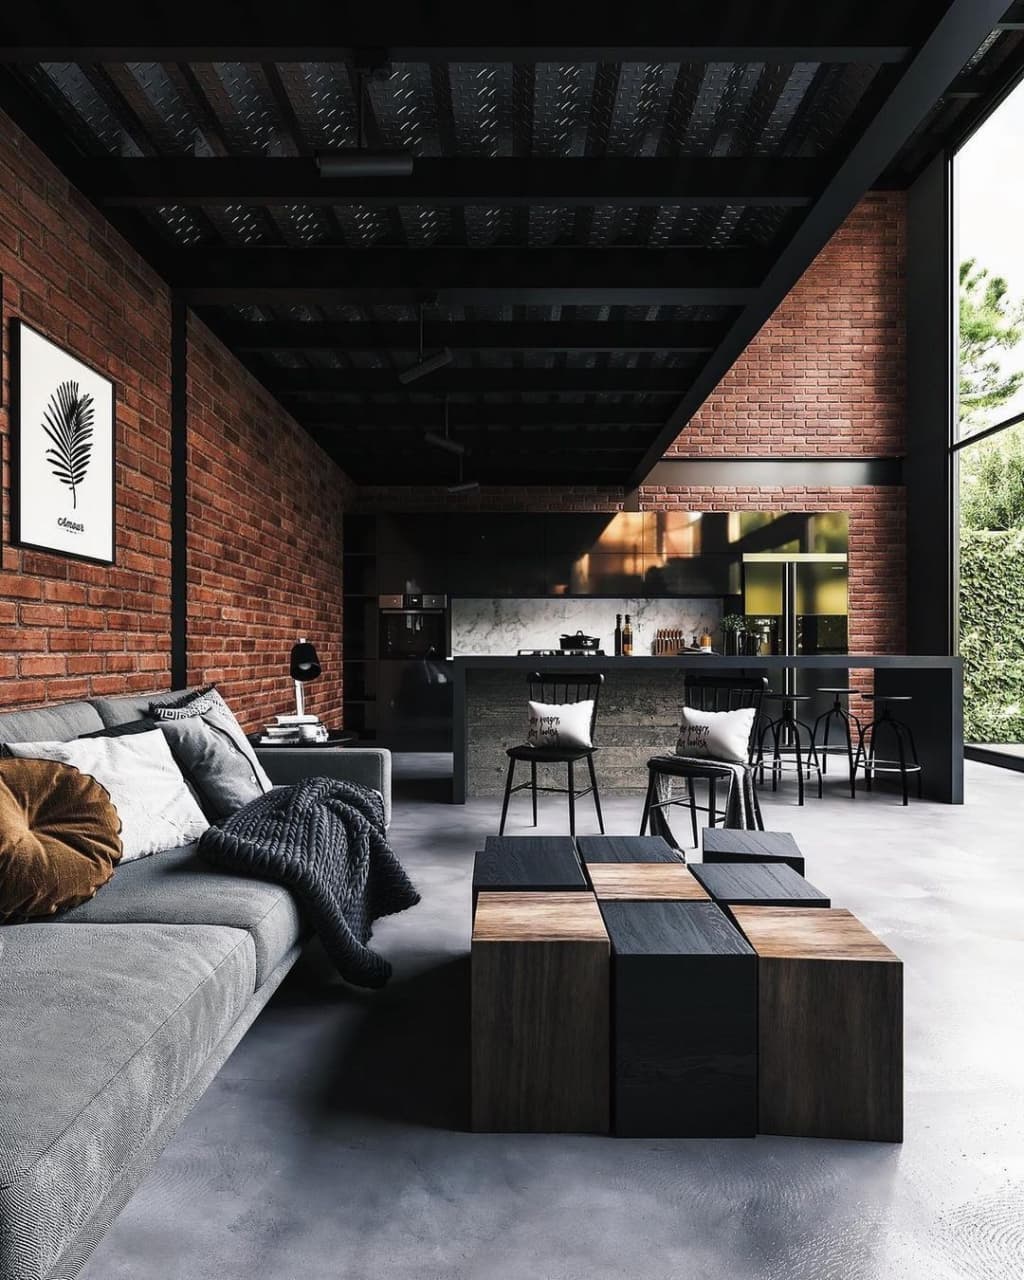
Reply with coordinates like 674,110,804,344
701,829,805,877
600,900,757,1138
474,837,586,908
690,861,829,908
577,834,680,864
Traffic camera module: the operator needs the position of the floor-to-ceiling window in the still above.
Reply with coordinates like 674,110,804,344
955,79,1024,759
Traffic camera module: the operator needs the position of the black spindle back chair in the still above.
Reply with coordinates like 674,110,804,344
498,671,605,837
640,674,768,847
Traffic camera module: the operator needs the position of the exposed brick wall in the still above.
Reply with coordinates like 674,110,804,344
668,193,906,458
0,113,351,722
0,124,173,707
187,315,351,731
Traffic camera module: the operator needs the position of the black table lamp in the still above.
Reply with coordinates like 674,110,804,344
289,638,321,717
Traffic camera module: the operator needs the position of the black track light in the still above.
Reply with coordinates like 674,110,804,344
399,302,454,383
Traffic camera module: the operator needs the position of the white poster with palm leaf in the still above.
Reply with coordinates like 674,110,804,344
12,321,115,564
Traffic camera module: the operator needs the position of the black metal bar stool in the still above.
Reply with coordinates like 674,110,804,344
812,686,863,798
853,693,922,806
756,692,822,805
499,671,605,837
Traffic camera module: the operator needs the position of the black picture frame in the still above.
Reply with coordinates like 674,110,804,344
10,318,117,566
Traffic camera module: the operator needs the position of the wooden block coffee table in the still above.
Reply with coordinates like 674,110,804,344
702,829,805,876
471,891,610,1134
601,899,757,1137
588,862,709,901
473,836,585,909
733,906,903,1142
690,861,829,908
576,834,681,864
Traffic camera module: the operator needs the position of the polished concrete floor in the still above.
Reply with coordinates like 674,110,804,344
81,756,1024,1280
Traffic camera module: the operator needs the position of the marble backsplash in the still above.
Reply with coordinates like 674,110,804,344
450,598,723,656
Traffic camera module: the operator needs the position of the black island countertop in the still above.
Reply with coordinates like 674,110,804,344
448,653,963,805
447,654,961,670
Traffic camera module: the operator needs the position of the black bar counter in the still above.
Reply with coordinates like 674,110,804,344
449,654,963,805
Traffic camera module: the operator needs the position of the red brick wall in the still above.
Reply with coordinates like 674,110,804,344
187,315,350,731
668,193,905,458
0,124,173,708
0,115,351,723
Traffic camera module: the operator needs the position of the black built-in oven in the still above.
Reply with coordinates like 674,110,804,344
378,594,448,659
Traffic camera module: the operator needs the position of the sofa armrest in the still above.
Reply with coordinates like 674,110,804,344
256,747,393,828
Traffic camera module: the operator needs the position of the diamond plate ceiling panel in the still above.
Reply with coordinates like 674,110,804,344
532,63,596,157
464,206,512,247
606,62,677,155
36,63,133,154
367,62,442,156
449,63,516,156
150,206,210,245
205,62,280,152
124,62,195,153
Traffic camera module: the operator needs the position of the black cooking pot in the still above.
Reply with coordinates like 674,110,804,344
560,631,600,650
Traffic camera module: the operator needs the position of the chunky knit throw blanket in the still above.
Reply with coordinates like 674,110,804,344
198,778,419,988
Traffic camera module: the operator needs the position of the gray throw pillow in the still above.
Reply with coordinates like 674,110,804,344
149,686,273,793
157,717,264,821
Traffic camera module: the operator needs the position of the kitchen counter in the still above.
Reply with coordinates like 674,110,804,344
449,654,963,805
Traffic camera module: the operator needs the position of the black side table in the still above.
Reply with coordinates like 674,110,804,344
249,730,356,749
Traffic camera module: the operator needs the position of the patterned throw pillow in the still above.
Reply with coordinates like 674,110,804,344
675,705,756,764
150,686,273,793
526,700,595,751
152,690,217,720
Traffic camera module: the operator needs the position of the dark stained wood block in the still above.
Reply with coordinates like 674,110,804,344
474,836,585,909
589,862,710,901
600,900,757,1137
734,906,903,1143
577,834,681,864
701,828,805,876
471,891,609,1134
690,861,829,908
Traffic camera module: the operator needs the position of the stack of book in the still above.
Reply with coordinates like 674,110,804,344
256,714,328,746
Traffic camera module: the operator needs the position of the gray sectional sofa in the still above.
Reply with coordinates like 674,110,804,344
0,690,391,1280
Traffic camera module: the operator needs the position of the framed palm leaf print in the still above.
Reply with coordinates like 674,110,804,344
11,320,116,565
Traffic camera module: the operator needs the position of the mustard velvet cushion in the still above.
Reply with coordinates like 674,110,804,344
0,758,123,920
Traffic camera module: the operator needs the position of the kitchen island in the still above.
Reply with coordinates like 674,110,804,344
449,655,963,805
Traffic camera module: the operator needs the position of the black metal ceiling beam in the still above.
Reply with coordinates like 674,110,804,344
91,157,826,208
0,4,921,63
172,246,764,307
214,320,726,353
300,403,670,428
628,0,1013,488
318,438,646,455
272,367,699,394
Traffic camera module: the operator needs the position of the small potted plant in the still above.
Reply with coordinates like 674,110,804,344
719,613,748,655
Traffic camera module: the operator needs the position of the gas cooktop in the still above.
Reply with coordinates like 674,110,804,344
517,649,608,657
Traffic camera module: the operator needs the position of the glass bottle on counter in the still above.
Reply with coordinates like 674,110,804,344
622,614,633,656
614,613,623,657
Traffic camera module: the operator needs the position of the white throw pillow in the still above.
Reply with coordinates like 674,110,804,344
6,731,209,862
675,705,756,764
527,700,594,751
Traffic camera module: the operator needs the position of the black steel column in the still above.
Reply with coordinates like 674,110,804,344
905,154,955,654
170,296,188,688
